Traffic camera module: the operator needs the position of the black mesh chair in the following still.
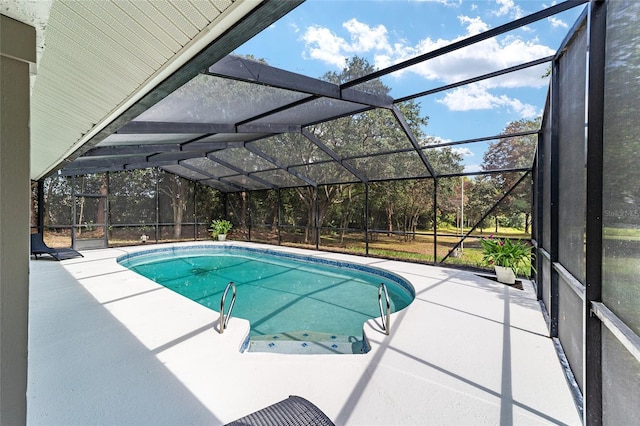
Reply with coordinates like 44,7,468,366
226,396,335,426
30,233,84,261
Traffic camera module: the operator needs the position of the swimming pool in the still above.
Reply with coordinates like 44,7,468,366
118,244,415,354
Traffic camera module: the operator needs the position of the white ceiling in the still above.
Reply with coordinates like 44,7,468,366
2,0,264,180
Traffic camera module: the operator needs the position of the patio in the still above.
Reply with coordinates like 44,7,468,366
28,242,580,425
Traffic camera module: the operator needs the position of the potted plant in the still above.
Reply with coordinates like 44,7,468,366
481,236,532,284
210,219,233,241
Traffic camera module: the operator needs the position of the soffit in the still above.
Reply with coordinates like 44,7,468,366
28,0,265,180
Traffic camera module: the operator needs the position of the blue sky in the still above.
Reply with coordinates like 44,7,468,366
234,0,584,172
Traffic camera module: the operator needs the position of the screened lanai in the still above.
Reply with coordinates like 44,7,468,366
27,0,640,424
33,1,584,266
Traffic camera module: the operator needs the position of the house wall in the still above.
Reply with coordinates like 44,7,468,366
0,14,35,425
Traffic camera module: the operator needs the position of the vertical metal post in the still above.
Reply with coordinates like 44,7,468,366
460,176,464,253
247,191,251,242
104,172,109,248
315,186,319,250
155,168,159,243
71,175,76,249
584,1,606,424
535,130,545,300
365,182,370,256
433,178,438,264
277,188,282,246
193,181,197,240
549,57,560,338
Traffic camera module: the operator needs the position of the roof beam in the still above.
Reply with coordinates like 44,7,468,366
83,144,182,157
117,121,233,134
206,153,277,190
178,161,245,192
207,55,393,108
391,105,436,177
244,143,318,188
394,56,554,104
301,129,368,183
342,0,587,89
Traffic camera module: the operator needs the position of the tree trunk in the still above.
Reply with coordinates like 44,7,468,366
525,213,530,234
494,216,498,233
240,191,247,232
30,182,38,230
96,177,107,238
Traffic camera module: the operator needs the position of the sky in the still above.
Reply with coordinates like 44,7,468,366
233,0,585,172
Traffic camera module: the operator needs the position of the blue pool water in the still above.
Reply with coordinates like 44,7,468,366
118,245,414,354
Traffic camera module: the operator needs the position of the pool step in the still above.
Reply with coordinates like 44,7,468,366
248,330,368,355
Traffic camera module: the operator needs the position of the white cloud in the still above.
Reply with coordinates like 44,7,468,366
425,135,453,144
548,16,569,28
342,19,393,54
464,164,483,173
493,0,524,19
451,147,474,157
302,15,553,88
301,25,348,67
437,83,539,118
301,19,393,68
414,0,462,6
301,14,552,115
458,15,490,35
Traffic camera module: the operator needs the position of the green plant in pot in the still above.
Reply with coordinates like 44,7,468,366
481,236,532,284
210,219,233,241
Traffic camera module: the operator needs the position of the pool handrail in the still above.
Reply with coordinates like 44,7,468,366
219,281,236,334
378,282,391,335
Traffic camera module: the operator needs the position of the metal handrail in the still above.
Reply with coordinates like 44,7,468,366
219,281,236,334
378,282,391,335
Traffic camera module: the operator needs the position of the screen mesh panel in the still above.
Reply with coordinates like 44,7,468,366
557,24,587,284
43,175,73,227
249,133,333,168
602,0,640,337
247,97,366,126
200,179,240,193
602,327,640,423
251,170,308,188
161,164,210,182
181,157,238,178
134,74,310,124
347,151,431,180
97,133,204,146
541,255,551,318
315,109,414,157
195,183,224,225
108,169,156,225
223,175,270,191
289,162,360,185
248,190,278,227
210,147,276,173
557,274,584,391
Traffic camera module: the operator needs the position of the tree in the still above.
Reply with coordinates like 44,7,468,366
481,118,539,233
158,172,190,239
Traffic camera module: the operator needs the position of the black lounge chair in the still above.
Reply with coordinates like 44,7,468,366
226,395,334,426
30,233,84,261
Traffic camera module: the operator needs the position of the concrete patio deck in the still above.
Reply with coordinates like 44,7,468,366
27,242,581,425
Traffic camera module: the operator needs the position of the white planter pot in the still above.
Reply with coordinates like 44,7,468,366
217,234,227,241
495,265,516,284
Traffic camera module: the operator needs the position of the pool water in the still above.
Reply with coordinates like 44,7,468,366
120,247,414,354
